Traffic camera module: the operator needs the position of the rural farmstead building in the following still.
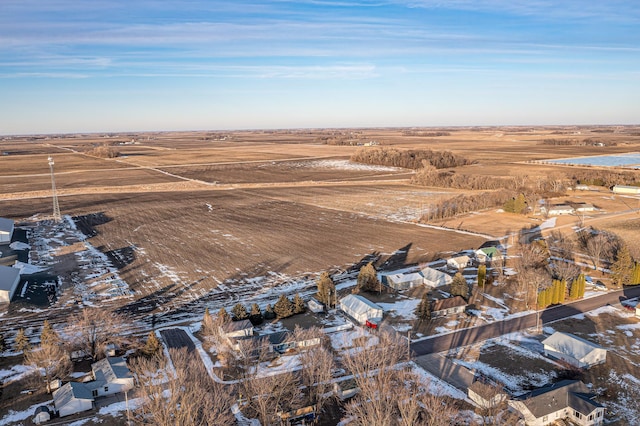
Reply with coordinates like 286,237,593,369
0,265,20,303
0,217,14,244
612,185,640,195
339,294,383,325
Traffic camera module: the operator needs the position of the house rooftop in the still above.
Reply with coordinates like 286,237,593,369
514,380,601,419
221,319,253,333
54,382,94,408
87,357,131,391
432,296,467,312
0,265,20,292
0,218,13,234
542,332,603,360
340,294,383,313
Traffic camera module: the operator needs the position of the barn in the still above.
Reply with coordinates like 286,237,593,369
0,265,20,303
339,294,383,325
542,332,607,369
0,218,13,244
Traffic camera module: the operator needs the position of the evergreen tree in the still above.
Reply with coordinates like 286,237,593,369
316,272,335,306
0,333,5,353
15,328,30,354
560,279,567,303
274,295,294,319
415,294,432,321
231,303,249,321
577,275,586,298
354,263,379,293
264,304,276,320
611,245,634,287
450,272,469,300
143,331,162,358
217,307,231,324
40,319,59,347
249,303,263,325
569,277,579,300
477,264,487,288
293,293,306,314
631,262,640,285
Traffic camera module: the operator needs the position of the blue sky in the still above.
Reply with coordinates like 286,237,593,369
1,0,639,134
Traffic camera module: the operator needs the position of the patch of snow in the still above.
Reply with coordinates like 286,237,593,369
378,299,419,321
12,261,47,275
0,399,54,424
0,364,34,382
9,241,30,250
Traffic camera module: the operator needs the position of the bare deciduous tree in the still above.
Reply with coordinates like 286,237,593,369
296,327,335,420
65,308,131,361
25,343,72,392
131,348,235,426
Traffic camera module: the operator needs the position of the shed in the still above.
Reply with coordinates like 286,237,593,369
307,299,325,313
0,218,14,244
574,203,596,212
447,255,471,270
613,185,640,195
33,406,51,424
53,382,94,417
0,265,20,303
542,332,606,369
384,272,424,290
420,267,452,288
508,380,603,426
432,296,467,317
86,357,134,398
542,204,575,216
339,294,383,325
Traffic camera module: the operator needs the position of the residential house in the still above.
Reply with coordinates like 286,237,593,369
339,294,383,325
266,331,321,354
86,356,134,398
447,255,471,270
431,296,467,317
508,380,604,426
541,204,575,216
0,218,13,244
612,185,640,195
474,247,502,265
0,265,20,303
574,203,596,212
420,267,453,288
384,272,424,290
220,319,254,339
53,382,94,417
542,332,606,369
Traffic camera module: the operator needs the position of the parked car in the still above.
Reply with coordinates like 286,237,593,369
593,283,607,291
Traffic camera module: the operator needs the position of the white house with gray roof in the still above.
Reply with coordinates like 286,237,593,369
542,332,606,369
0,265,20,303
420,267,452,288
339,294,383,325
86,357,134,398
508,380,603,426
53,382,94,417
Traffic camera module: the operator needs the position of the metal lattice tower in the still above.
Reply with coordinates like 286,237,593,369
48,156,61,221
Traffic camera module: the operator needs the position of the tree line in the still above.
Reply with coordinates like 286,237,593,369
351,147,474,170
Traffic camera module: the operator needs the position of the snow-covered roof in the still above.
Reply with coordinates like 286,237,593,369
0,217,13,234
542,332,603,360
89,357,131,389
420,267,452,286
54,382,94,408
221,319,253,333
340,294,382,314
0,265,20,292
387,272,423,283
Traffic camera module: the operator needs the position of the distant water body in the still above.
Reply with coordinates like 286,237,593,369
546,153,640,168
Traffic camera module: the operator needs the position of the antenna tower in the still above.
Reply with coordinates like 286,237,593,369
48,156,61,221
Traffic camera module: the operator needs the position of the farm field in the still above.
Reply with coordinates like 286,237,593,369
2,126,640,316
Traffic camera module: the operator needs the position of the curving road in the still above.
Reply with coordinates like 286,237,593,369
410,286,640,355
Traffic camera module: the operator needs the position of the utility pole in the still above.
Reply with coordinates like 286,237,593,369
48,156,61,222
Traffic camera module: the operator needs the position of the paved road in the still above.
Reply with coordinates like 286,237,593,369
411,286,640,356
